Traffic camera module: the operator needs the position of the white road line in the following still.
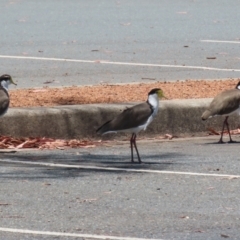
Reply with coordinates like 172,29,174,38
0,54,239,72
1,159,240,178
0,227,162,240
201,39,240,44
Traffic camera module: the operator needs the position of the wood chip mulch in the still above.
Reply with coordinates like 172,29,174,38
9,79,240,107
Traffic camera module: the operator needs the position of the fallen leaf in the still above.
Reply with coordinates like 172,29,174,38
222,176,239,180
31,89,48,93
220,234,229,238
0,135,100,150
43,80,55,84
81,145,96,148
165,134,173,140
43,183,51,186
206,57,216,59
0,203,10,206
16,140,30,149
56,146,65,150
229,128,240,135
207,128,220,135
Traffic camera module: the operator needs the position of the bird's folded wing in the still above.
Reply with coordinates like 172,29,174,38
107,103,152,131
0,98,9,115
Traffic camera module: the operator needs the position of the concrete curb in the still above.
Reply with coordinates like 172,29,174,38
0,98,239,139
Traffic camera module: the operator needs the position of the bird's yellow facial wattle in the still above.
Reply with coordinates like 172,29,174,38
157,89,167,99
9,77,17,86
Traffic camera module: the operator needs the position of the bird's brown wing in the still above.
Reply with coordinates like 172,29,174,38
97,102,152,134
209,89,240,116
0,90,9,116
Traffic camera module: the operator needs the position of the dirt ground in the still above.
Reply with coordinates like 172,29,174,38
9,78,240,107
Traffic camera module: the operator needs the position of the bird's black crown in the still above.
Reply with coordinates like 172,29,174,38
236,81,240,90
0,74,12,81
148,88,161,95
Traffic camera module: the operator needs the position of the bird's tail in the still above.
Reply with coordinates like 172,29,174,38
201,110,211,121
96,120,112,135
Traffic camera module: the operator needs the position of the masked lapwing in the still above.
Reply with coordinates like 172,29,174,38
97,88,165,163
0,74,17,116
202,81,240,143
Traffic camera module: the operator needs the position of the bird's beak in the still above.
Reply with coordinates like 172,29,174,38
158,90,168,99
163,95,168,100
11,78,17,86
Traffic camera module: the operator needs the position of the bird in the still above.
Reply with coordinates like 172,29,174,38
0,74,17,117
201,81,240,143
96,88,165,163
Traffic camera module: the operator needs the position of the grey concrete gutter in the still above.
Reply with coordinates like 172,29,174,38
0,98,239,139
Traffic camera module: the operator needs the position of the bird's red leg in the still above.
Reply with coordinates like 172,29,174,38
225,116,235,143
130,133,134,162
218,117,227,143
132,134,142,163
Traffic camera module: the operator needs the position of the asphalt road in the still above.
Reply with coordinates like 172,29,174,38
0,136,240,240
1,0,240,89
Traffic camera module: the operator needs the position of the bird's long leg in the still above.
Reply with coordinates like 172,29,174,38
132,133,142,163
130,133,134,162
225,116,235,143
218,117,227,143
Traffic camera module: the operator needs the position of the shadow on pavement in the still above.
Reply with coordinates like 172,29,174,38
0,151,186,180
204,140,240,145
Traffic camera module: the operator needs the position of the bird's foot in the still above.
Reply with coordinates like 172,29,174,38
131,159,142,164
228,140,236,144
218,139,225,144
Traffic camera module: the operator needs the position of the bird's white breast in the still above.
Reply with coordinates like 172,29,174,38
1,80,9,92
121,93,159,134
